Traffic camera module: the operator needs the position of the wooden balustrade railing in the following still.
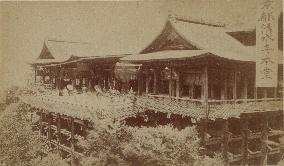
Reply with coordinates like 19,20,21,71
142,94,283,119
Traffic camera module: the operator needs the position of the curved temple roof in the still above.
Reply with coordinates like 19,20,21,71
122,18,283,64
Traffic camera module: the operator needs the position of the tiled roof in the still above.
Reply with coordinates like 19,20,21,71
44,39,96,62
121,50,208,62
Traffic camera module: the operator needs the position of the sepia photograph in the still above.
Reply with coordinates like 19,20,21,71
0,0,283,165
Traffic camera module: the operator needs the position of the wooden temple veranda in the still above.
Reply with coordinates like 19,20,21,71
23,17,284,165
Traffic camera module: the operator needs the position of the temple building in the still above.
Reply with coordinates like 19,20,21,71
27,16,283,165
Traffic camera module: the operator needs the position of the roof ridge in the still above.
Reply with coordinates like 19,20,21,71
45,38,90,45
169,14,225,28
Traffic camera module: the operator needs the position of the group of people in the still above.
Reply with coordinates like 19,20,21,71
59,83,104,96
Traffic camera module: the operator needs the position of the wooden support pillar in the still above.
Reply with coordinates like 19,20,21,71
189,84,194,99
57,114,61,152
243,74,248,102
254,87,258,99
34,68,37,83
88,78,92,91
48,112,52,150
198,119,207,156
109,71,114,90
221,73,227,100
137,73,142,96
260,116,269,166
145,71,149,95
222,120,230,165
233,71,237,103
153,69,158,94
39,111,43,136
241,117,249,165
70,117,75,165
263,88,267,100
169,68,173,97
202,66,209,116
210,85,215,99
176,72,181,98
273,87,277,98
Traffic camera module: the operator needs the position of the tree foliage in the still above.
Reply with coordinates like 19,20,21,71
0,102,68,166
0,103,42,166
79,121,224,166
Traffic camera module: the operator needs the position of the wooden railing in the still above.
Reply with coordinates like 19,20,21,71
136,94,205,119
140,94,283,119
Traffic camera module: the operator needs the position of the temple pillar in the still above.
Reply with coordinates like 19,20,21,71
233,71,237,103
137,73,142,95
189,84,194,99
169,68,173,97
145,71,149,94
153,69,158,94
243,74,248,102
221,72,228,101
176,71,181,97
202,66,208,115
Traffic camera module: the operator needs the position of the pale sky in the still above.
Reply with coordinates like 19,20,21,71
0,0,282,90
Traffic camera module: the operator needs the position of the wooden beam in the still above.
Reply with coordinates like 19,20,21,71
241,118,249,165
